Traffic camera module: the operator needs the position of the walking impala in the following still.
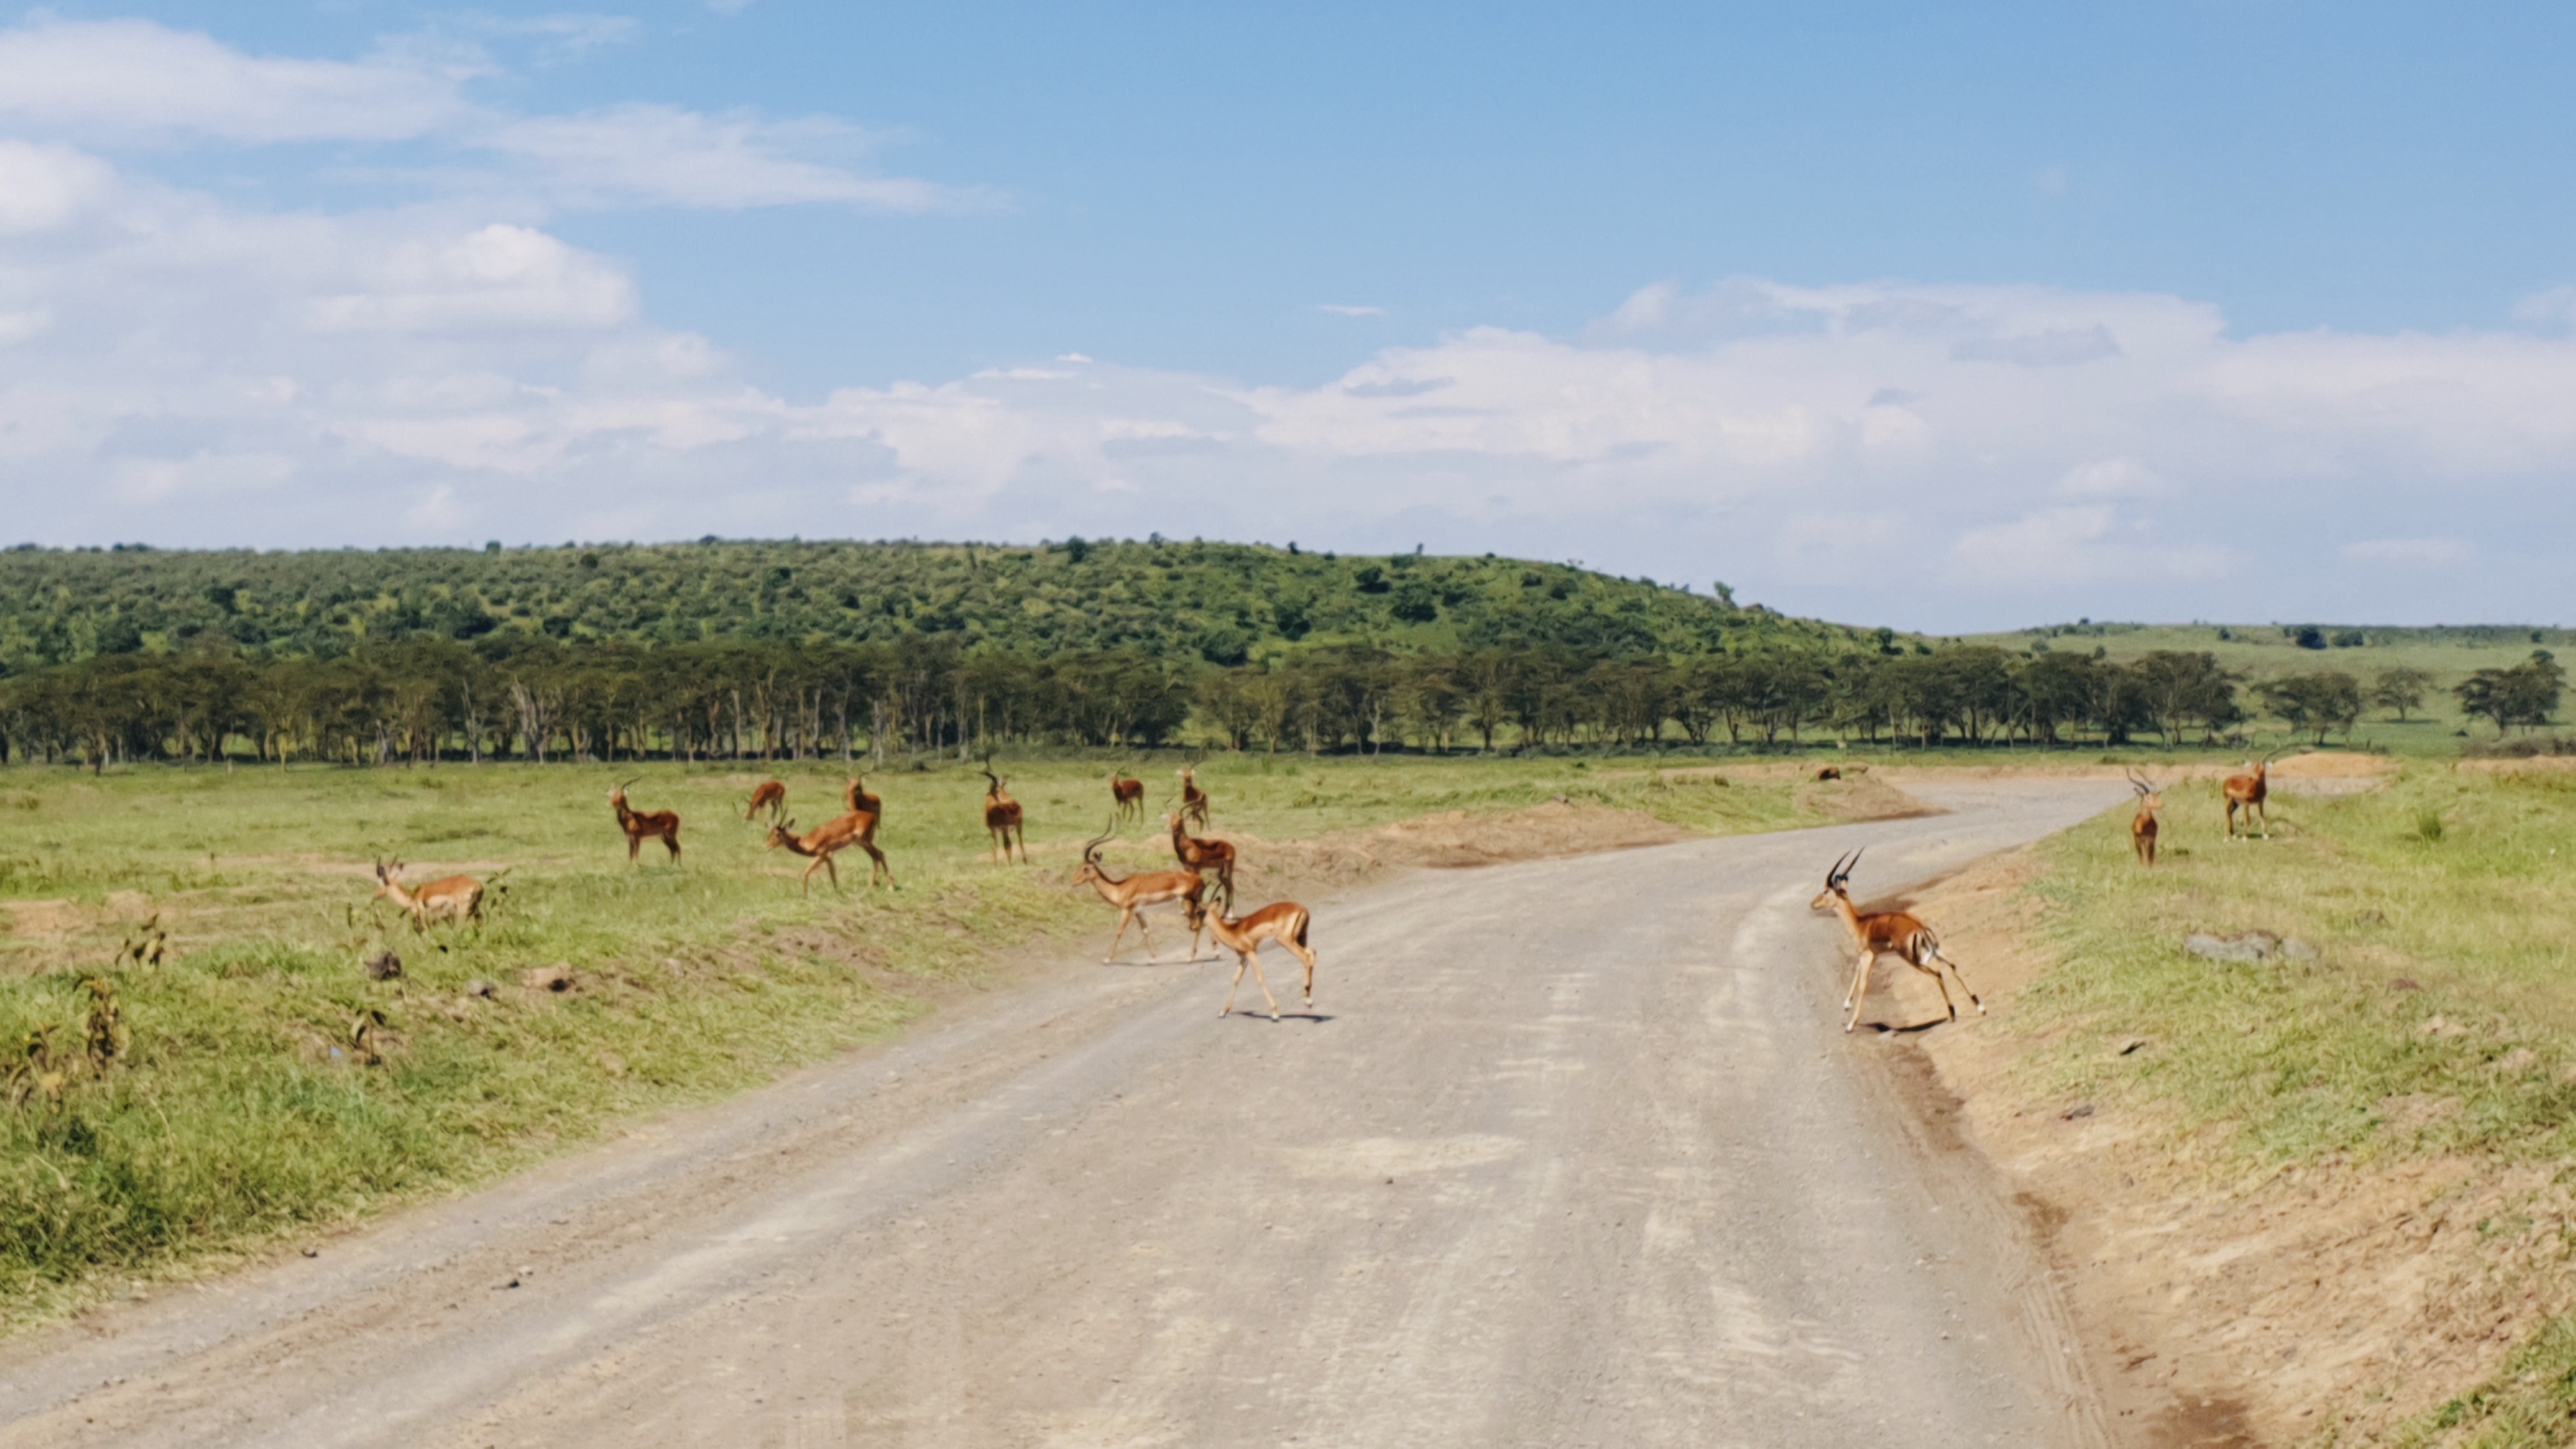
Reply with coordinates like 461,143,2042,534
1188,898,1318,1020
766,806,894,893
1074,824,1207,964
610,779,682,863
1811,850,1982,1034
372,859,486,931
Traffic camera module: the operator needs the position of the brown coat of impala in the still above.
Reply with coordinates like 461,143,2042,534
2127,770,2165,865
744,779,787,824
1809,849,1982,1034
1110,770,1146,826
766,808,894,893
373,859,486,931
1189,899,1317,1020
1167,811,1237,910
610,780,682,863
1073,824,1206,963
843,774,882,818
1176,764,1211,830
2223,750,2283,840
981,767,1026,864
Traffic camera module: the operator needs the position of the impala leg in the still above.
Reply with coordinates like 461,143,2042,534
1935,948,1986,1016
1287,938,1319,1007
1106,907,1135,964
1844,949,1879,1033
1246,946,1282,1020
1137,908,1160,963
1220,951,1250,1016
1910,954,1958,1022
862,841,893,887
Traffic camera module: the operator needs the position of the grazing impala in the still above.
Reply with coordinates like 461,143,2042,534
981,766,1026,864
1811,849,1982,1034
1168,811,1237,910
1074,824,1206,964
373,859,486,931
2223,748,2285,840
1110,770,1146,826
1189,898,1318,1020
1177,763,1211,829
766,807,893,893
610,779,682,863
744,779,787,824
2128,770,2165,866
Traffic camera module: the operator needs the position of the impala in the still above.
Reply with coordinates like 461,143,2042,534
610,779,682,863
1177,762,1211,829
744,779,787,824
2128,770,2165,866
2223,748,2285,840
1110,769,1146,826
373,858,486,931
1168,810,1238,910
981,766,1026,864
1188,898,1317,1020
1074,824,1207,964
844,774,883,818
1810,849,1982,1034
767,808,893,893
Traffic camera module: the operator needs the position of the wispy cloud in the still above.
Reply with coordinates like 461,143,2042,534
1316,303,1385,317
2342,537,2475,567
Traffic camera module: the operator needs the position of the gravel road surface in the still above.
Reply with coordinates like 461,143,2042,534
0,776,2129,1448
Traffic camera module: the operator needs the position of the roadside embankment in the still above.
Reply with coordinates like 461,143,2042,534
1865,761,2576,1446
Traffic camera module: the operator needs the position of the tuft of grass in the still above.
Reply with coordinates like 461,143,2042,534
2414,807,2446,843
2384,1314,2576,1448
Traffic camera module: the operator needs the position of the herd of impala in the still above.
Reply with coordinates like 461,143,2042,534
1813,746,2292,1034
367,760,1315,1020
365,744,2294,1037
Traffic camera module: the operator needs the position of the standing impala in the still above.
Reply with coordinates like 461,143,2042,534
1177,763,1211,829
2223,748,2285,840
1811,849,1982,1034
981,766,1026,864
2128,770,2165,866
1110,770,1146,826
844,774,882,818
1168,811,1238,910
1074,824,1206,964
610,779,682,863
766,806,893,893
373,859,486,931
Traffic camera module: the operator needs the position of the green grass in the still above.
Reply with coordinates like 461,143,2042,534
0,749,1825,1327
2012,762,2576,1443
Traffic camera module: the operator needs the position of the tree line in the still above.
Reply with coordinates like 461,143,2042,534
1,638,2531,770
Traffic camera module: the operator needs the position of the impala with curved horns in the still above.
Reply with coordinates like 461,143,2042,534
2127,769,2165,866
1075,822,1207,964
1168,810,1238,910
1811,849,1982,1034
610,779,682,863
981,765,1026,864
2223,746,2288,841
1177,760,1211,830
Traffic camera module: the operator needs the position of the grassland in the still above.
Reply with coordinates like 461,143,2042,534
0,749,1827,1328
2011,762,2576,1443
1963,622,2569,756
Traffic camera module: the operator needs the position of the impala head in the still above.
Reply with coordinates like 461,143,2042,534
372,857,402,892
610,776,638,806
765,820,797,850
2128,770,2164,809
980,765,1005,796
1809,849,1862,912
1075,822,1116,883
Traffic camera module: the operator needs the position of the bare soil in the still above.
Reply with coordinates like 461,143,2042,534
1880,849,2575,1448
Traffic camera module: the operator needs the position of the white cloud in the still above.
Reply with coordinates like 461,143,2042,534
0,20,473,142
1317,303,1386,317
2341,537,2475,567
0,141,116,234
303,224,637,334
484,106,973,211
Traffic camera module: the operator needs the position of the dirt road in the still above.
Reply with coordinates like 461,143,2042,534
0,778,2129,1448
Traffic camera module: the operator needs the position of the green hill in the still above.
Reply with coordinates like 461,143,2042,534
0,539,1862,672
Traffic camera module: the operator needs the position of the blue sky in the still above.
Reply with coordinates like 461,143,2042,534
2,3,2573,630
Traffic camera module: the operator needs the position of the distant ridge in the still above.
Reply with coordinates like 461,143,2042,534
0,539,1873,670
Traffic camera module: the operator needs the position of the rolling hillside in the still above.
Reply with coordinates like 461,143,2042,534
0,539,1867,671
